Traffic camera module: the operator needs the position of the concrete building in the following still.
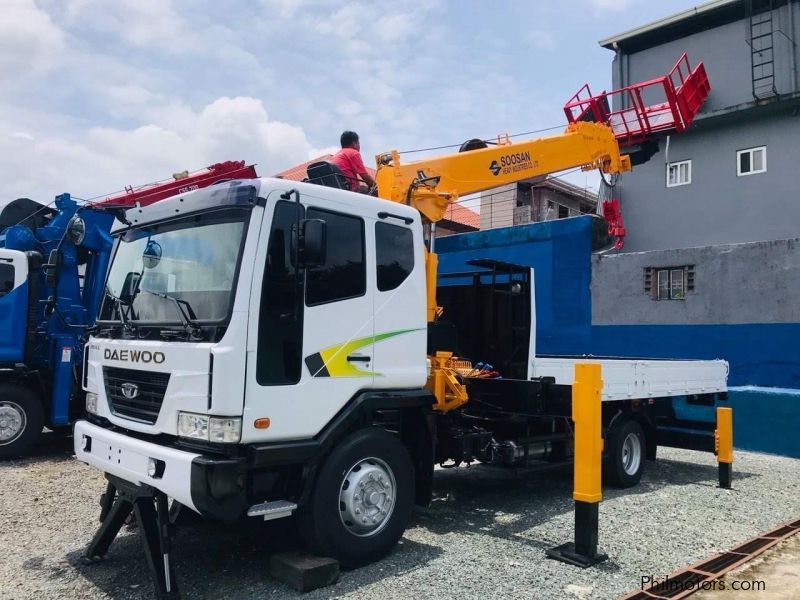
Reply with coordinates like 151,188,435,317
479,176,596,231
600,0,800,252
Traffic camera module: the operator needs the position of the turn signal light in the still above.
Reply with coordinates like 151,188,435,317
254,418,271,429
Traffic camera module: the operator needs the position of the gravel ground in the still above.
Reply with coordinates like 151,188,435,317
2,432,799,600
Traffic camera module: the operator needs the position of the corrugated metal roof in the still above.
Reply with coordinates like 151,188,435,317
442,203,480,230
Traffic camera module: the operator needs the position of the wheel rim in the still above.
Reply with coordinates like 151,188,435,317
339,457,396,537
0,401,26,445
621,432,642,476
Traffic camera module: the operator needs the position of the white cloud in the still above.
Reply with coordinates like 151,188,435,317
0,97,321,202
59,0,197,54
0,0,65,82
588,0,634,11
528,29,557,50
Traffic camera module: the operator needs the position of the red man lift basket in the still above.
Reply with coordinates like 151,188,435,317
563,53,710,147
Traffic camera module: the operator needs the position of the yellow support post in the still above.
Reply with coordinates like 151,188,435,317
572,363,604,504
547,363,608,567
715,406,733,489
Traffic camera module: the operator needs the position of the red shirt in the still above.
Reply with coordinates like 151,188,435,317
330,147,367,191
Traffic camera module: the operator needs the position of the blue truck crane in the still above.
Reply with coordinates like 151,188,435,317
0,161,257,457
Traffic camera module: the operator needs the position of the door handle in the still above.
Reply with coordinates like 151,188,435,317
347,355,371,362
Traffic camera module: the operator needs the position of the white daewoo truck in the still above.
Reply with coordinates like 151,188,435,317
74,178,728,596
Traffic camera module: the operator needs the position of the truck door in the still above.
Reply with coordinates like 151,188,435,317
243,189,375,442
0,250,29,363
370,217,428,388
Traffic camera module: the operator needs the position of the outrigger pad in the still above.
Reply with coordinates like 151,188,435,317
546,500,608,568
546,542,608,568
83,476,180,600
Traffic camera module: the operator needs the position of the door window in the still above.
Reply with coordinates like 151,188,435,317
305,208,365,305
0,264,14,297
257,201,305,385
375,222,414,292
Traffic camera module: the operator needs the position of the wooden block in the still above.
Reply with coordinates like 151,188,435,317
269,552,339,592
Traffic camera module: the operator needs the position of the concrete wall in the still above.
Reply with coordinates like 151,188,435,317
617,111,800,252
480,183,515,230
611,2,800,110
592,237,800,324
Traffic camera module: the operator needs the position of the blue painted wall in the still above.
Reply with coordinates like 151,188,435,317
437,217,800,457
437,217,593,352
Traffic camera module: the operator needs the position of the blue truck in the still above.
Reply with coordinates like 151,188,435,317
0,161,258,457
0,194,115,457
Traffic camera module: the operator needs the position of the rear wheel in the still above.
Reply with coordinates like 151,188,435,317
0,384,44,459
604,419,645,488
299,427,414,568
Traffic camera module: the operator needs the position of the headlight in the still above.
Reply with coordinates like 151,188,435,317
67,215,86,245
178,412,241,443
209,417,242,443
86,392,99,414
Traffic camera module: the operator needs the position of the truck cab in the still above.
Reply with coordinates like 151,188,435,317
76,178,431,563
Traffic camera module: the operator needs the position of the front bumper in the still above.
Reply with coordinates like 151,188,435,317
74,420,247,520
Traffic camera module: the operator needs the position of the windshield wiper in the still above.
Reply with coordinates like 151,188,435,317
141,290,203,340
104,289,138,336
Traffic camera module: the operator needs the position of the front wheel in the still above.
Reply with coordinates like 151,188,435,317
299,427,414,568
604,419,645,488
0,384,44,459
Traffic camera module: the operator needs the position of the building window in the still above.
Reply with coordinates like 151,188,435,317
644,266,695,300
737,146,766,176
558,205,569,219
666,160,691,187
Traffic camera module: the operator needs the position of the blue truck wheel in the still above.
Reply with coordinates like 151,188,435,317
0,384,44,459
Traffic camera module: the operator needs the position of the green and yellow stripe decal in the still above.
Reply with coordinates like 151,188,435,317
304,329,421,378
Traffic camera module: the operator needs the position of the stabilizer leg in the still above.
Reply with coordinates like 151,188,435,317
134,492,179,599
83,493,133,562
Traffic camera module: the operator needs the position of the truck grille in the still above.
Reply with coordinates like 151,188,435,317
104,367,170,425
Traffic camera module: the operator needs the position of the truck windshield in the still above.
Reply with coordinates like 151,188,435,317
100,209,248,324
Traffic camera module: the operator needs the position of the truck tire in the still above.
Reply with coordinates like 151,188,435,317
0,384,44,459
299,427,415,568
604,419,645,488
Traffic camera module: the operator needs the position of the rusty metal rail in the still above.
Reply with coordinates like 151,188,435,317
620,517,800,599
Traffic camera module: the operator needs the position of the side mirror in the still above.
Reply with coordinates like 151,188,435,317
301,218,327,268
43,249,62,288
119,272,142,305
142,240,162,269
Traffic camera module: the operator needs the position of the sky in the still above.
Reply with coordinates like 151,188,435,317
1,0,706,205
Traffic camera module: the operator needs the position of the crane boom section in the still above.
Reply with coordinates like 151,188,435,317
375,121,630,223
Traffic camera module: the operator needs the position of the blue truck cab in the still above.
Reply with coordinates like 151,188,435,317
0,194,115,457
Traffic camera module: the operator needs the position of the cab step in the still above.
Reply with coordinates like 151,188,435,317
247,500,297,521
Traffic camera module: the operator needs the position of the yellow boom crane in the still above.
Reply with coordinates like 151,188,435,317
375,120,631,410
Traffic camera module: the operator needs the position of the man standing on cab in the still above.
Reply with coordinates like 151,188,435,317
330,131,376,194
